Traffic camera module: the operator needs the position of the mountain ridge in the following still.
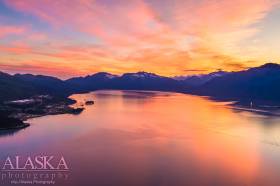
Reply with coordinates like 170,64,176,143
1,63,280,106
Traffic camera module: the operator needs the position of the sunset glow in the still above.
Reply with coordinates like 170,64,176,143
0,0,279,78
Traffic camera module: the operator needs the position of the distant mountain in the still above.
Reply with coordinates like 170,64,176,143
1,63,280,106
0,72,38,102
174,71,229,86
0,73,72,102
14,74,73,96
193,63,280,105
111,72,183,91
66,72,119,91
67,71,183,92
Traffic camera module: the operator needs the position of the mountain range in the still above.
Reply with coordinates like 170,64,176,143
1,63,280,106
174,71,230,86
191,63,280,105
66,72,183,92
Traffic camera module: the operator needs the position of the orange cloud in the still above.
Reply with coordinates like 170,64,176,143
0,42,31,54
1,0,279,77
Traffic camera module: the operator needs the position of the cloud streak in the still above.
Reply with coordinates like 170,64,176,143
0,25,26,38
1,0,279,77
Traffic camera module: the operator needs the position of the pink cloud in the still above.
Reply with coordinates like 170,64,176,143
0,42,31,54
0,25,26,38
5,0,276,46
0,61,82,79
3,0,162,42
2,0,279,77
26,33,47,41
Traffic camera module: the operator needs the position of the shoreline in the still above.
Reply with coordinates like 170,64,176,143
0,96,84,131
0,123,30,131
2,90,280,131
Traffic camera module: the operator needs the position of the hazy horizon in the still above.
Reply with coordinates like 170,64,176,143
1,62,278,80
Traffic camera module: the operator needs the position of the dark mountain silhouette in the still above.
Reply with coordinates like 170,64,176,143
193,63,280,105
14,74,73,96
66,72,118,91
0,72,38,102
1,63,280,106
66,71,184,92
0,73,73,102
111,72,183,91
174,71,230,86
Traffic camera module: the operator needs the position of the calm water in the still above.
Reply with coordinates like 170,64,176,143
1,90,280,186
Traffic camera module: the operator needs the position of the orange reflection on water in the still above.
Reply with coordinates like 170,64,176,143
1,90,279,186
68,91,265,185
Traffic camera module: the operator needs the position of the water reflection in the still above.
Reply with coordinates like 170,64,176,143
0,128,24,137
0,90,280,186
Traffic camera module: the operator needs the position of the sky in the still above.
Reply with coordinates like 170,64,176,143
0,0,279,79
